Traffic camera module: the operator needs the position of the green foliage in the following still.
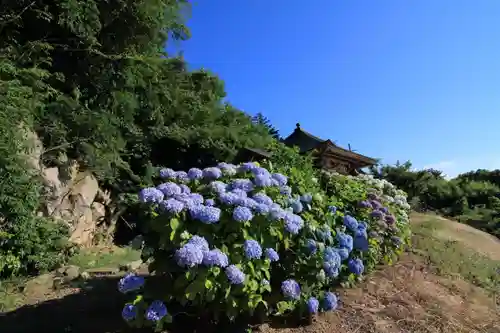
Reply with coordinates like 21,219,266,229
371,162,500,238
120,156,411,330
252,113,281,140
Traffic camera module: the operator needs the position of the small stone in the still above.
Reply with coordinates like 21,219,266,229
52,277,64,290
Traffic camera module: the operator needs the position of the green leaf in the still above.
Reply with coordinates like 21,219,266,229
276,301,291,314
205,279,213,289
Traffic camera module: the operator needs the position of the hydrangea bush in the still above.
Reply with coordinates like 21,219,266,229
118,154,412,331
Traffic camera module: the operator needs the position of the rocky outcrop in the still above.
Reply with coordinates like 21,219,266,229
24,127,114,247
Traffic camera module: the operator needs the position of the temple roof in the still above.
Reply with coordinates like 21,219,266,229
282,123,378,166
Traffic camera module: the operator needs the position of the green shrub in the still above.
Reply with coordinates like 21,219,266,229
117,156,411,331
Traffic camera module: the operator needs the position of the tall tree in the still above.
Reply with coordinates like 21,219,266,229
252,112,280,139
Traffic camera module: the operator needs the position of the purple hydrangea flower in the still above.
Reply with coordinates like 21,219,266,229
254,174,272,187
205,198,215,206
391,236,402,247
189,193,204,205
358,221,368,230
252,167,271,177
219,192,240,205
202,167,222,179
187,235,209,252
371,210,384,219
358,200,373,209
323,261,340,278
179,184,191,194
269,205,286,221
233,206,253,222
281,279,301,300
159,198,185,214
225,265,245,284
230,179,254,192
265,248,279,262
187,168,203,180
244,240,262,259
159,168,176,179
196,206,221,224
202,249,229,267
385,214,396,224
231,188,248,198
307,297,319,314
252,193,273,206
118,273,145,293
122,304,138,321
323,292,338,311
210,181,227,194
328,206,337,214
157,182,182,197
175,244,204,267
139,187,164,203
348,258,364,275
254,203,270,215
145,300,168,321
175,171,189,182
380,207,389,214
323,247,342,268
370,200,383,210
271,173,288,186
239,162,258,172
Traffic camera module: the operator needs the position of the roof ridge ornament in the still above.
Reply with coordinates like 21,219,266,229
295,123,301,129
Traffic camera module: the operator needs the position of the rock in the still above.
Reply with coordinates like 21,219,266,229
55,265,81,282
85,267,120,277
119,260,143,272
52,277,64,290
79,271,90,280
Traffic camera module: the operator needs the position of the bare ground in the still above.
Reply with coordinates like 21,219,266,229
0,214,499,333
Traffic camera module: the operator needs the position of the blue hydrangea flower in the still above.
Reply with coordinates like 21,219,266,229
118,273,145,293
391,236,402,248
218,163,237,176
348,258,365,275
219,192,239,205
290,200,303,214
281,279,301,300
354,234,369,251
239,162,258,172
205,198,215,206
343,215,359,232
254,203,270,215
269,205,286,221
300,193,313,203
358,221,368,230
231,188,248,198
337,232,354,251
244,240,262,259
145,300,168,322
316,226,332,241
157,182,182,197
324,247,342,267
336,247,350,261
271,173,288,186
233,206,253,222
323,261,339,278
284,213,304,234
307,297,319,314
370,210,384,219
251,193,272,206
122,304,137,321
159,168,176,179
254,174,272,187
202,167,222,179
159,198,185,214
179,184,191,194
380,207,389,214
196,206,221,224
187,168,203,180
202,249,229,267
328,206,337,214
280,186,292,196
230,179,254,192
225,265,245,284
306,239,317,254
139,187,164,203
189,193,204,205
210,181,227,194
187,235,209,252
265,248,279,262
175,171,188,182
323,292,338,311
175,244,204,267
252,167,271,177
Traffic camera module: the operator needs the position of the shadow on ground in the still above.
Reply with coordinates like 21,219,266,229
0,276,146,333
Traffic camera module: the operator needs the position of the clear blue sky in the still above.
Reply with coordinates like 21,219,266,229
169,0,500,178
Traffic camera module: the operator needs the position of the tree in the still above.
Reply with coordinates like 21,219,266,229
252,112,281,140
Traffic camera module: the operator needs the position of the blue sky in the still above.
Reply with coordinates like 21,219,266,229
169,0,500,178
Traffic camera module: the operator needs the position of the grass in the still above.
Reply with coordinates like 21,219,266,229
411,216,500,295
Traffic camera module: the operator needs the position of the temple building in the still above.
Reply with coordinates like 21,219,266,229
282,123,377,175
